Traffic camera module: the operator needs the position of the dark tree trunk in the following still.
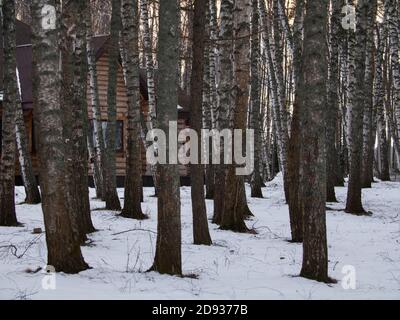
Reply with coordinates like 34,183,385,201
61,0,95,243
31,0,88,273
220,0,252,232
104,0,122,211
375,26,391,181
361,0,378,188
189,0,212,245
212,0,234,226
149,0,182,275
120,0,147,220
326,0,342,202
0,0,18,226
345,0,371,215
249,0,263,199
287,0,304,243
299,0,331,283
72,1,95,235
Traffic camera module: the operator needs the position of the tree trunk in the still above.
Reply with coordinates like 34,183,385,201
204,0,215,200
120,0,147,220
104,0,122,211
361,0,378,188
259,0,289,202
140,0,159,194
86,7,106,200
149,0,182,275
31,0,88,273
15,98,41,204
385,0,400,161
287,0,304,242
326,0,342,202
345,0,371,215
212,0,234,225
375,26,391,181
299,0,331,283
62,1,95,242
190,0,212,245
220,0,252,232
249,0,263,198
0,0,18,226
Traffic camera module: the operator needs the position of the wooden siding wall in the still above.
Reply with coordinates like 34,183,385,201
4,52,190,180
86,53,190,177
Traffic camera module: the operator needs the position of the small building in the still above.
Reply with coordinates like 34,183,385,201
0,20,191,187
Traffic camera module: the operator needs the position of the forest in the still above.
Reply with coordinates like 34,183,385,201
0,0,399,300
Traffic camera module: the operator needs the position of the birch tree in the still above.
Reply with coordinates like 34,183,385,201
326,0,342,202
104,0,122,211
375,25,391,181
140,0,158,194
120,0,146,220
31,0,88,272
259,0,289,202
286,0,304,242
212,0,234,225
385,0,400,165
203,0,214,200
86,7,106,200
15,91,41,204
345,0,372,215
220,0,253,232
249,0,263,198
361,0,378,188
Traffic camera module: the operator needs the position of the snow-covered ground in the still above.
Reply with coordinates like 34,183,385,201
0,174,399,300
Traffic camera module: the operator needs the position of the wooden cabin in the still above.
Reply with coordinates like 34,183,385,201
0,20,191,187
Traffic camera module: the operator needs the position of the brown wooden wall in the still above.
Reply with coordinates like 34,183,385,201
85,53,190,177
5,52,190,181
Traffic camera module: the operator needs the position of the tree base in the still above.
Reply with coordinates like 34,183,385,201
300,271,337,284
120,211,149,220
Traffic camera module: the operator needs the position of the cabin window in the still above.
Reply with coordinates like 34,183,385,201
89,120,124,152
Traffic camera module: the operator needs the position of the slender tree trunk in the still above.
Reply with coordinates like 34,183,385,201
190,0,212,245
73,1,95,235
15,101,41,204
204,0,215,200
250,0,263,198
376,26,391,181
299,0,332,283
120,0,146,220
104,0,122,211
385,0,400,158
140,0,159,194
149,0,182,275
287,0,304,242
86,8,106,200
259,0,289,202
0,0,18,226
345,0,371,215
326,0,342,202
361,0,378,188
212,0,234,225
31,0,88,273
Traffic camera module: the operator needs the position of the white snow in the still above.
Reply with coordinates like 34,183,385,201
0,174,399,300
